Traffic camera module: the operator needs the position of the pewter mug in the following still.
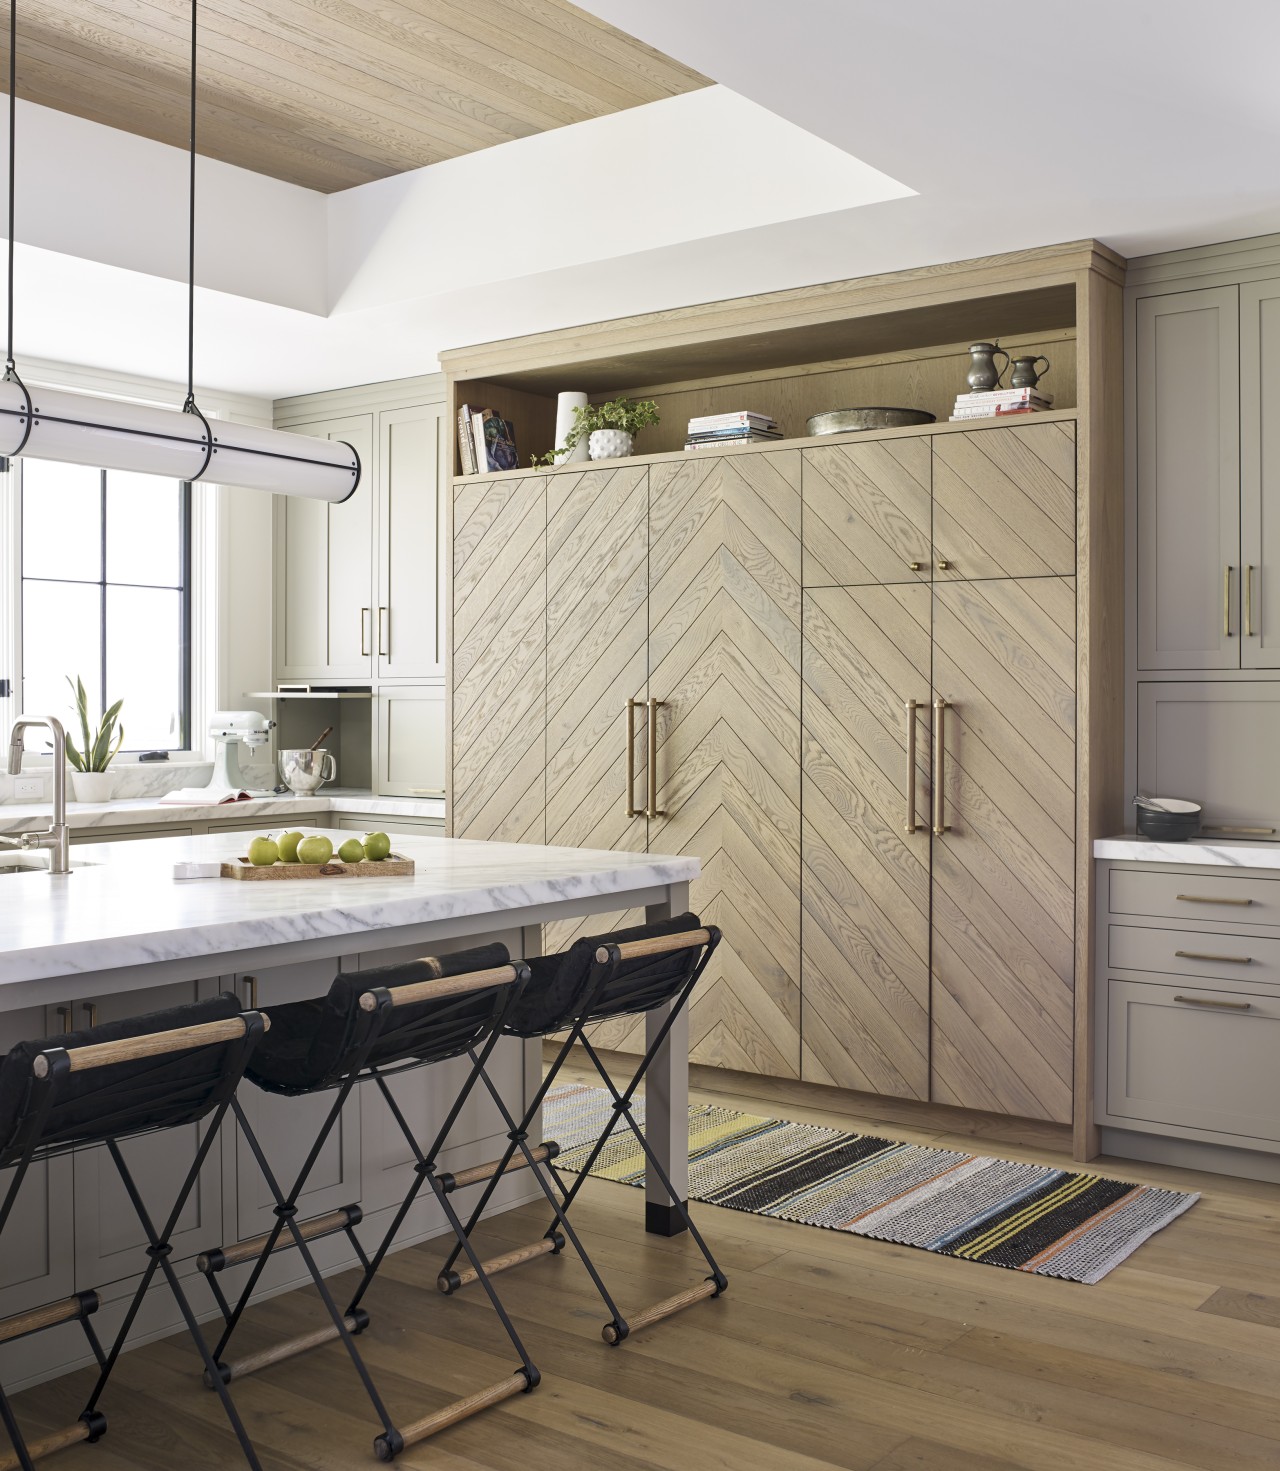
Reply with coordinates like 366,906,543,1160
966,342,1009,393
279,748,336,796
1009,354,1050,390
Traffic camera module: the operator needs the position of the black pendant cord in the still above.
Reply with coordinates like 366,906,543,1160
182,0,200,418
5,0,17,380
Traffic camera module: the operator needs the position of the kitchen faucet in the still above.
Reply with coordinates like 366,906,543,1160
1,716,71,874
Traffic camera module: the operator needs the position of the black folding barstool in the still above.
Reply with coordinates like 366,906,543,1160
195,944,544,1463
436,913,728,1345
0,992,267,1471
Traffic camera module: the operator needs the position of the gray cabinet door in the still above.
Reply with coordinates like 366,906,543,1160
1241,279,1280,668
1136,681,1280,837
375,685,445,797
72,983,222,1287
276,413,375,680
377,404,447,681
231,963,360,1241
1135,287,1241,669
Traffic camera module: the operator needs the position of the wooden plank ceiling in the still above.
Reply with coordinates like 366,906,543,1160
0,0,710,192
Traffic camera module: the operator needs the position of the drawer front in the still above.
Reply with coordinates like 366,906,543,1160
1106,977,1280,1142
1109,923,1280,985
1110,867,1280,927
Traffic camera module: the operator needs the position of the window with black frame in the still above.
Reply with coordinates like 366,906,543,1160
20,460,192,752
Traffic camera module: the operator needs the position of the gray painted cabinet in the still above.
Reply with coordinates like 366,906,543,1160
1241,279,1280,669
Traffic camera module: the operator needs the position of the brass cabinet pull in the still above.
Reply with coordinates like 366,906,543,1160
937,559,951,571
625,699,643,819
243,975,259,1009
360,608,371,657
1246,565,1256,637
1176,893,1253,906
908,561,923,572
646,698,666,819
904,699,922,833
378,607,389,657
1174,949,1253,964
56,1004,73,1035
1202,824,1277,836
932,696,950,836
80,1002,97,1029
1225,565,1234,636
1174,993,1252,1012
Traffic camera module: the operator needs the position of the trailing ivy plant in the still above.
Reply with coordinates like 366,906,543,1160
531,398,660,467
66,675,124,773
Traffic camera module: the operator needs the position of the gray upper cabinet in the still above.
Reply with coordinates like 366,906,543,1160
1241,279,1280,669
1135,286,1240,670
376,403,448,681
276,412,376,681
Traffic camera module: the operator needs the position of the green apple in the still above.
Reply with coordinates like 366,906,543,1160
362,831,391,862
277,830,304,864
296,835,334,866
337,838,365,863
247,836,279,867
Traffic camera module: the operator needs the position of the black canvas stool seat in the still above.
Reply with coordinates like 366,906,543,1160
436,914,728,1346
0,993,266,1471
195,944,544,1463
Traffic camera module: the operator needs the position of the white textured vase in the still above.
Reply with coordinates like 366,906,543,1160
588,429,634,461
71,770,115,803
554,391,590,463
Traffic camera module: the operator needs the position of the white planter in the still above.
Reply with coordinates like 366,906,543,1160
71,770,115,803
588,429,634,461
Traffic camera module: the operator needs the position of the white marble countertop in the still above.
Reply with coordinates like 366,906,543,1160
0,789,445,835
0,827,698,989
1094,835,1280,869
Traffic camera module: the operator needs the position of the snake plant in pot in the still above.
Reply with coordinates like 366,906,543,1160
66,675,124,802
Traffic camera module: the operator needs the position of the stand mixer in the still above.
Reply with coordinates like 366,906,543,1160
207,711,275,792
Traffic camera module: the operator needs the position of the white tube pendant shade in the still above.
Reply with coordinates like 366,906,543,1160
0,379,360,501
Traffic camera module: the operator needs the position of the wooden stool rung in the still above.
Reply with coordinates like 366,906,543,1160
197,1204,361,1273
441,1141,558,1193
215,1313,363,1384
0,1293,96,1346
0,1418,93,1471
375,1373,530,1460
602,1280,720,1344
438,1234,560,1294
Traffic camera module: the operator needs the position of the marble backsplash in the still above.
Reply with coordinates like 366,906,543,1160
0,759,278,803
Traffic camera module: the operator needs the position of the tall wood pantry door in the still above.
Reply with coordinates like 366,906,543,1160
929,576,1077,1124
646,451,803,1077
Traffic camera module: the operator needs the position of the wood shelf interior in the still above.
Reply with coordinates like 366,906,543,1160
450,283,1077,472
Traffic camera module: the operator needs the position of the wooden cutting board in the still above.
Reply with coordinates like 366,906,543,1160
221,855,415,880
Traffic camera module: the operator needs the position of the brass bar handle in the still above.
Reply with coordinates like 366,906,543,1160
1174,994,1252,1012
1225,565,1234,637
243,975,259,1009
56,1004,73,1035
360,607,371,657
646,698,666,819
932,696,950,836
904,699,921,834
1246,565,1255,637
80,1002,97,1029
1176,893,1253,907
1174,949,1253,965
378,607,389,657
625,699,642,819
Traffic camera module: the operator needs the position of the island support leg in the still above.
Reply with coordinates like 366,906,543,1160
644,882,690,1236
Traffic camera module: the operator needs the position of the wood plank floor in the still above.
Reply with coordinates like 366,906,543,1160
9,1059,1280,1470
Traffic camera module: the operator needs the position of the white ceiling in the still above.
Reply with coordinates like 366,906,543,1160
9,1,1280,400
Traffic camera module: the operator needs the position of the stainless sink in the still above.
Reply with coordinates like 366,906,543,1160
0,855,97,876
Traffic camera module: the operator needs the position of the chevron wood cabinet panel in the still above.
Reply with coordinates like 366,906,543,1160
451,473,547,844
647,451,803,1077
930,575,1078,1123
933,420,1077,580
801,585,932,1097
801,437,932,587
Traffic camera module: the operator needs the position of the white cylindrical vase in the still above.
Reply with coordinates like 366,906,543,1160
554,391,590,463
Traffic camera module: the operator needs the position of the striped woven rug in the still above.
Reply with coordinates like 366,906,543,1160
544,1084,1198,1284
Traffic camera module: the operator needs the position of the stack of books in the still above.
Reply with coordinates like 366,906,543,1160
950,387,1053,422
685,410,781,451
457,403,519,474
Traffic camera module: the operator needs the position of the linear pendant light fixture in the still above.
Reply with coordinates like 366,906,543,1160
0,0,359,502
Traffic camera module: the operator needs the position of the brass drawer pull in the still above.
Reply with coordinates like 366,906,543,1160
378,606,389,657
1174,993,1252,1012
646,698,666,819
1225,564,1234,637
1246,565,1256,637
1202,824,1277,836
904,698,921,834
360,607,371,657
931,696,950,836
625,699,643,819
1176,893,1253,907
1174,949,1253,964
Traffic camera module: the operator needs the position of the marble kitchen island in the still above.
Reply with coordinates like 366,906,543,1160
0,828,698,1391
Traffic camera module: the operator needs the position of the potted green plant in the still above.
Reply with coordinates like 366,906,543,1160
66,675,124,802
533,397,659,466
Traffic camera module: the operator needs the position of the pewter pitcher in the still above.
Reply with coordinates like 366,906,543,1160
1009,354,1050,390
966,342,1009,393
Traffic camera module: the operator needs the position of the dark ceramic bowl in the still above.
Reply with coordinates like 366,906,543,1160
1135,798,1202,842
